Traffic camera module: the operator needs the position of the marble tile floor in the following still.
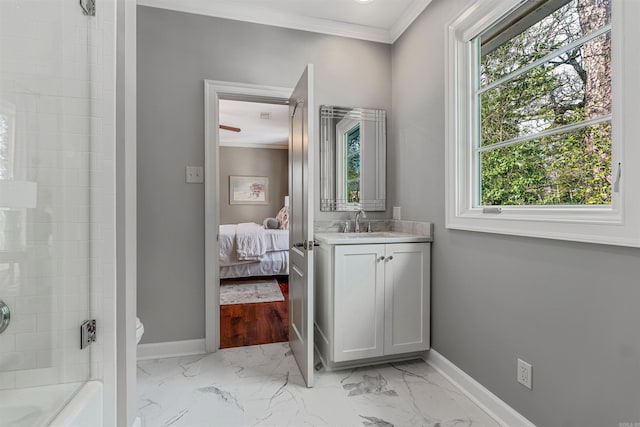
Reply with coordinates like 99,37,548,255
137,342,501,427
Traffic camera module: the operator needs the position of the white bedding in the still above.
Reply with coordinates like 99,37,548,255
235,222,266,261
220,250,289,279
219,224,289,278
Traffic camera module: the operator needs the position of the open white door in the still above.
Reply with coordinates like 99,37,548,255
288,65,315,387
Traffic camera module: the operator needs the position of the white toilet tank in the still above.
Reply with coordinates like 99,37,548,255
136,317,144,344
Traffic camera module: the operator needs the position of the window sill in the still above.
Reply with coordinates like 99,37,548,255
446,210,640,247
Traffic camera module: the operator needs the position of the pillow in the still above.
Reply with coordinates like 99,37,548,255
276,206,289,230
263,217,279,229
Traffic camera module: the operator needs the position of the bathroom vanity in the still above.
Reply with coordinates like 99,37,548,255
316,104,431,370
314,231,431,370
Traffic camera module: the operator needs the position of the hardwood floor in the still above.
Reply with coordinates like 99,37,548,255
219,278,289,349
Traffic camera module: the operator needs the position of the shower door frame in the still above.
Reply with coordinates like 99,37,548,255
115,0,140,426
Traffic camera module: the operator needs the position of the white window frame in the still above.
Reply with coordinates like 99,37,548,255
336,116,361,209
445,0,640,247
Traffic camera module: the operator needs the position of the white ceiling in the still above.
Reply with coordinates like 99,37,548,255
219,100,289,149
137,0,433,43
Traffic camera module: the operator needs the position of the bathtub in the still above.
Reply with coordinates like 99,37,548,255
49,381,103,427
0,381,103,427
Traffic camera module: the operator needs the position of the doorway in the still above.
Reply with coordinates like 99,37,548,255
205,68,316,388
203,81,293,353
216,98,290,348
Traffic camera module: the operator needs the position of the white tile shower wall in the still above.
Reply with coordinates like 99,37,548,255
0,0,89,388
0,0,116,398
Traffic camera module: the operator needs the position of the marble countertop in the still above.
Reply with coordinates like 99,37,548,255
315,231,432,245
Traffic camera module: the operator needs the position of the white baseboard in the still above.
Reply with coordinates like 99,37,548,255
425,349,536,427
137,339,207,360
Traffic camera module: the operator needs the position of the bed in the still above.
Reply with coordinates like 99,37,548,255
219,223,289,279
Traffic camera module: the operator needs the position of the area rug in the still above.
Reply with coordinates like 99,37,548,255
220,279,284,305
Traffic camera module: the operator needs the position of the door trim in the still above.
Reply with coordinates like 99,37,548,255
203,80,292,352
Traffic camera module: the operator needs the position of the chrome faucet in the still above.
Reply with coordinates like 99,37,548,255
354,208,367,233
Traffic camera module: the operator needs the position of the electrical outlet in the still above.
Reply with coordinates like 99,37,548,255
393,206,401,220
186,166,204,183
517,358,532,389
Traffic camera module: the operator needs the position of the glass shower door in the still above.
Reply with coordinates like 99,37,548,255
0,0,93,425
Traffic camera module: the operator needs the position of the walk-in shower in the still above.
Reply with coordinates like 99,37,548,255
0,0,115,425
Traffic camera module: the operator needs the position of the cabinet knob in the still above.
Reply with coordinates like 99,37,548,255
387,256,394,261
378,256,385,262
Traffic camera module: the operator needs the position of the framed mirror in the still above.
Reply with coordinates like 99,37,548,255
320,105,386,211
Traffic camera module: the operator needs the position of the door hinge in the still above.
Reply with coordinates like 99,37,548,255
80,319,96,349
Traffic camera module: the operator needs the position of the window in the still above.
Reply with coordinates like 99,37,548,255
345,124,361,203
335,115,362,208
446,0,640,247
479,0,612,206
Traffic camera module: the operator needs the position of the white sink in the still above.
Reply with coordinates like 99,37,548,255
314,231,431,245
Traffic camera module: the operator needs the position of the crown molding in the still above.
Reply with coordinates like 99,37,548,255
138,0,432,44
389,0,433,43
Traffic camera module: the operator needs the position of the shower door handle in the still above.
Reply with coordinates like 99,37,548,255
0,300,10,334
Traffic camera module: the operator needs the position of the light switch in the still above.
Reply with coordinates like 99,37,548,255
186,166,204,183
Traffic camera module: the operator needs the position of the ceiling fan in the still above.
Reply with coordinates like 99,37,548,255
219,125,241,132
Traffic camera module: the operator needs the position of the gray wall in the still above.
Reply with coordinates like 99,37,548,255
391,1,640,426
219,147,288,224
137,6,391,343
137,5,640,425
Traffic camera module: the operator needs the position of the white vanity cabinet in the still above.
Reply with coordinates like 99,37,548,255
314,234,430,369
332,244,385,362
382,243,430,355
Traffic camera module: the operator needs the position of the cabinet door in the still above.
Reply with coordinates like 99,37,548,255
334,244,385,362
384,243,430,355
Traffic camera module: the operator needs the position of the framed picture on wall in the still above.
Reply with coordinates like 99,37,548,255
229,176,269,205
